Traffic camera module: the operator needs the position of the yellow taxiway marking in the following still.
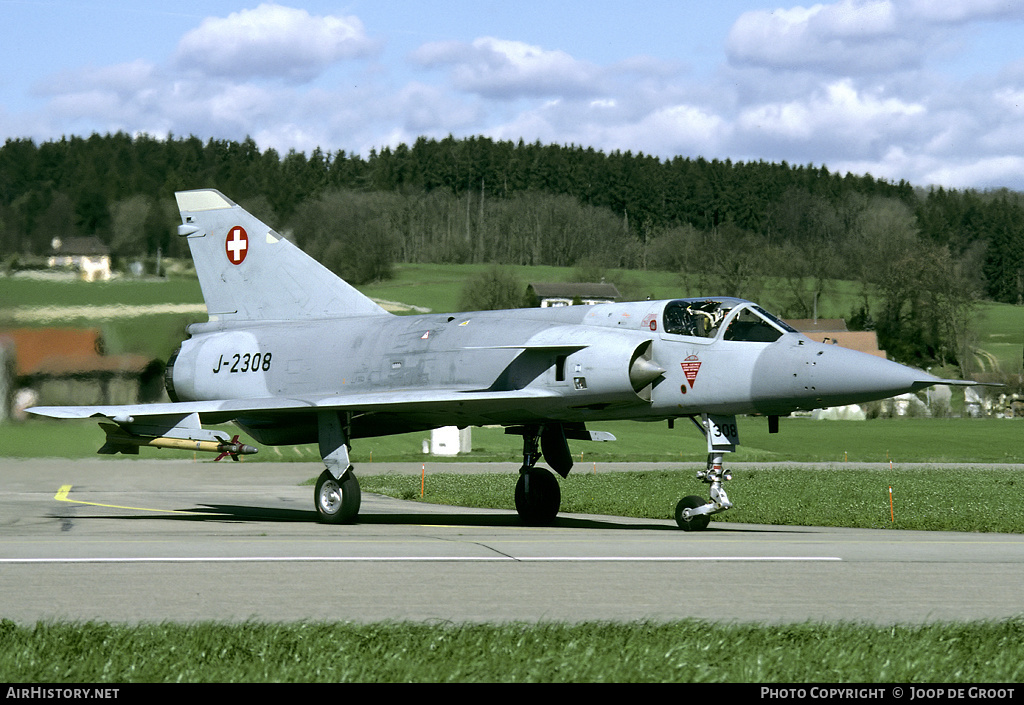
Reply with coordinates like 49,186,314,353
54,485,209,515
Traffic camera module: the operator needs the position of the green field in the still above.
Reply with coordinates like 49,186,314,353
973,300,1024,373
3,619,1022,683
0,272,206,361
5,416,1023,464
0,274,203,307
360,466,1024,533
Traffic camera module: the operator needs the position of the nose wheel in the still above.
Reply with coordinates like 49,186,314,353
674,460,732,530
675,414,738,531
675,495,711,531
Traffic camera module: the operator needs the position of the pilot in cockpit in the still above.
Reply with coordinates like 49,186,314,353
664,300,726,338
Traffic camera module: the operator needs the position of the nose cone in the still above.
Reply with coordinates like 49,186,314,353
806,344,938,401
753,336,954,413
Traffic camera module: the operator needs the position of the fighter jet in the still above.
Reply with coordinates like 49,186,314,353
29,189,982,530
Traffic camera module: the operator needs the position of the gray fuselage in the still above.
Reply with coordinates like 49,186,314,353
167,297,923,444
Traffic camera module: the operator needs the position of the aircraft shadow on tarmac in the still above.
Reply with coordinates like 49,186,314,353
63,503,691,530
186,504,677,530
64,502,791,532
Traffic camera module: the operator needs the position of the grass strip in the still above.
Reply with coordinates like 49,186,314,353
360,467,1024,533
2,619,1022,683
2,614,1024,684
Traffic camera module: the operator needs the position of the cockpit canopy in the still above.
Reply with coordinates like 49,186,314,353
662,298,796,342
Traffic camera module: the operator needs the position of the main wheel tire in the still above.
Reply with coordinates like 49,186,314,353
315,468,361,524
675,495,711,531
514,468,561,526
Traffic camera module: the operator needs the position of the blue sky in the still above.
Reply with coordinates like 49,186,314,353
3,0,1024,190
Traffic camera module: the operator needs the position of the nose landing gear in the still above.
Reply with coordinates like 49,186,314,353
675,415,738,531
675,454,733,530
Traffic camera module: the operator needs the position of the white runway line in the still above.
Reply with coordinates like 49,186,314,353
0,556,842,564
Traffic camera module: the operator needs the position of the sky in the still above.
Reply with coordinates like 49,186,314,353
3,0,1024,191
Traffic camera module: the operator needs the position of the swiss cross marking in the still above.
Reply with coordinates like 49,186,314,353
226,226,249,265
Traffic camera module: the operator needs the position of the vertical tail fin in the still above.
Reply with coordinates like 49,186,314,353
175,189,388,321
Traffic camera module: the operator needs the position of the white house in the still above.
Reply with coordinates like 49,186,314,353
48,237,112,282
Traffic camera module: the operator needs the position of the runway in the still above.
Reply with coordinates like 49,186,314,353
1,458,1022,625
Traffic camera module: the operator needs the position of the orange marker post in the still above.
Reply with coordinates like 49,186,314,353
889,458,895,522
421,464,425,498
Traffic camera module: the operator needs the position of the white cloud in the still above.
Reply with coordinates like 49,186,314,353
35,60,159,102
902,0,1024,24
625,105,728,156
413,36,601,98
204,83,279,129
842,146,1024,190
726,1,931,74
479,96,728,163
174,3,379,82
924,155,1024,189
726,0,1024,77
993,87,1024,115
32,60,168,136
389,82,481,134
738,79,924,144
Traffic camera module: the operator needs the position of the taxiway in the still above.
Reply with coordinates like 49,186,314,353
1,459,1021,624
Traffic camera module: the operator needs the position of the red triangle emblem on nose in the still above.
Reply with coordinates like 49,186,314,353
681,355,701,388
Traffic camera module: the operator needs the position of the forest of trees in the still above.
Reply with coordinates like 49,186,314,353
2,132,1024,372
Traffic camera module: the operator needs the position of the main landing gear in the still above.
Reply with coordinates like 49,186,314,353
508,424,589,526
309,413,604,526
314,411,361,524
674,414,739,531
315,467,361,524
512,426,562,525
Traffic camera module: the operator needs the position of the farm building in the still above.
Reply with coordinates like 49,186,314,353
528,282,621,307
48,237,112,282
1,328,164,417
784,318,887,358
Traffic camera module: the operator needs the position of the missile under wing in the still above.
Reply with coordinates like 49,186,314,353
29,189,985,529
